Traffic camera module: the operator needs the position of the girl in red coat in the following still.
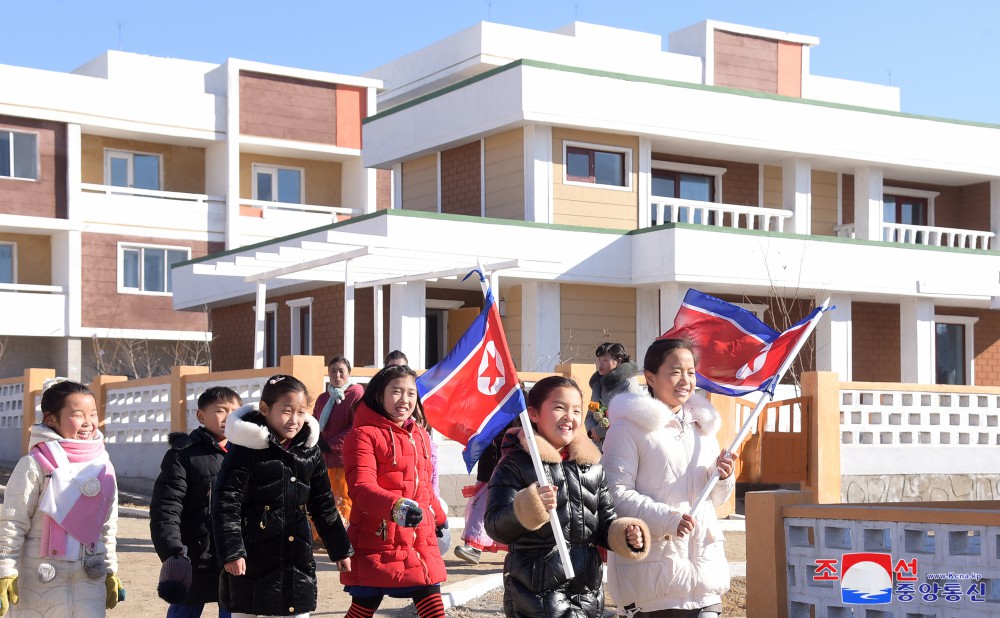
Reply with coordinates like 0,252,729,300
341,364,447,618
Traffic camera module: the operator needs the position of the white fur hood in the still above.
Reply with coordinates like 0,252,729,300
606,392,721,436
225,403,320,450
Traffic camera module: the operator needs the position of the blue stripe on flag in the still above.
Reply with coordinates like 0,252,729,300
462,386,526,472
682,289,778,342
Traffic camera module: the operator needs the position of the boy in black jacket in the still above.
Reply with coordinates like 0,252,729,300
150,386,242,618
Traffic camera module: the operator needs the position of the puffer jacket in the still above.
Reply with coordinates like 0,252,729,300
313,383,364,469
602,393,734,613
340,402,446,589
586,363,642,448
485,428,649,618
212,405,352,616
149,427,226,605
0,424,118,618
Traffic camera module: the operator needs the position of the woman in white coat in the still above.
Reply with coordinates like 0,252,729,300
602,338,735,618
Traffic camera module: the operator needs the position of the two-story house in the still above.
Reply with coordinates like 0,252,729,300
173,19,1000,388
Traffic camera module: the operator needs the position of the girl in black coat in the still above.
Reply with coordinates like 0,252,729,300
150,386,242,615
485,377,650,618
212,375,352,617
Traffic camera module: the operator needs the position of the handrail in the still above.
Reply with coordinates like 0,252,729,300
835,221,992,249
240,198,358,217
80,183,224,204
648,196,792,232
0,283,65,294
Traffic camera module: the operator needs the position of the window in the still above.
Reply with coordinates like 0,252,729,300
264,303,277,367
287,297,313,355
563,143,630,189
0,243,14,284
883,194,927,226
119,244,190,294
253,164,303,203
0,130,38,180
651,169,717,225
935,315,977,385
105,150,161,190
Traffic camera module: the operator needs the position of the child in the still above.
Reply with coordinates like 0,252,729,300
602,339,736,617
150,386,242,617
313,356,364,523
0,380,123,617
341,364,447,618
484,376,649,617
212,375,352,618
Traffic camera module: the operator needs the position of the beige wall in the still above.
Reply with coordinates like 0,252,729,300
484,128,524,220
501,284,523,367
81,135,205,194
0,233,51,285
560,284,636,363
401,154,437,212
239,154,342,206
762,165,782,209
552,128,638,230
811,170,838,237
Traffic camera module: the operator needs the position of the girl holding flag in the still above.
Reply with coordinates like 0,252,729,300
485,376,649,618
602,338,736,618
0,380,123,617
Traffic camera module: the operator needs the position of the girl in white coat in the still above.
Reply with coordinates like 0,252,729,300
0,380,121,617
602,339,735,618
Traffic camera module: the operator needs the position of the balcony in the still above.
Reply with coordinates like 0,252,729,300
834,222,994,250
238,199,361,242
78,183,225,236
0,284,66,337
647,196,792,232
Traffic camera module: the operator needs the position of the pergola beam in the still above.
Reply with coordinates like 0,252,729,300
354,259,520,289
244,246,372,283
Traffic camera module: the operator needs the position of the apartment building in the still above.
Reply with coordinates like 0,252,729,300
174,19,1000,387
0,51,382,380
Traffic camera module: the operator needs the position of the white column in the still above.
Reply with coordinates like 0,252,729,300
814,293,852,380
900,298,935,384
374,285,384,365
523,124,553,223
253,282,267,369
344,260,355,362
783,158,812,234
854,166,883,242
225,61,242,249
50,338,82,382
637,137,652,228
636,287,660,356
389,281,426,369
521,282,561,371
61,124,83,341
658,283,686,333
990,180,1000,251
340,158,377,215
391,163,403,210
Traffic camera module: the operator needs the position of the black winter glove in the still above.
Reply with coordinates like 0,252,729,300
391,498,423,528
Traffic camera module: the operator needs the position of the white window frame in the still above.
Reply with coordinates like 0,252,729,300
644,160,726,228
0,129,39,182
264,302,278,367
934,314,977,386
883,185,939,227
562,140,633,192
116,242,191,296
0,242,16,284
287,297,314,355
104,148,163,190
252,163,305,204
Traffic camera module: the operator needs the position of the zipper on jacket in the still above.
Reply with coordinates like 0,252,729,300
259,505,270,529
409,433,419,493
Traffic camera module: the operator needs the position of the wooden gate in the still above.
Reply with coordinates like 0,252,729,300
735,396,811,484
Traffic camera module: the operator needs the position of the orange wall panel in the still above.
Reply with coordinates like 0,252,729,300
335,85,365,150
776,41,802,97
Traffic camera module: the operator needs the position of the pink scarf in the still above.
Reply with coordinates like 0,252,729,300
31,437,116,560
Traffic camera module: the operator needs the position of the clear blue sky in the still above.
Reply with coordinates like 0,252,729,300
5,0,1000,123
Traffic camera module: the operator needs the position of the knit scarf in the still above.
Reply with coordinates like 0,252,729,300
318,381,351,429
31,436,116,561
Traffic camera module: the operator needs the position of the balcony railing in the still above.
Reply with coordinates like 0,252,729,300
0,284,66,337
240,198,358,220
835,222,994,250
648,197,792,232
81,183,223,204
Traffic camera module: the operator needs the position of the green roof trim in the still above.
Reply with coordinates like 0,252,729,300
366,58,1000,130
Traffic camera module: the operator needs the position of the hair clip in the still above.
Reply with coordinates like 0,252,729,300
267,375,287,385
42,377,70,392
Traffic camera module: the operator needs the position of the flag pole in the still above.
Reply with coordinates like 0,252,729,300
688,298,831,516
473,262,575,579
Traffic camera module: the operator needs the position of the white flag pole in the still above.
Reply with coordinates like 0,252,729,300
473,262,575,579
687,298,831,516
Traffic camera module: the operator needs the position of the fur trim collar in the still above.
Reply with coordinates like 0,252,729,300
606,393,720,436
225,403,320,450
511,427,602,465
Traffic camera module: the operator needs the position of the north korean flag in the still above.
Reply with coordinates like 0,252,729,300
660,289,830,396
417,284,525,472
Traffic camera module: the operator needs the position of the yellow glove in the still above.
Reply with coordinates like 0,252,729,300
105,574,125,609
0,576,18,616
